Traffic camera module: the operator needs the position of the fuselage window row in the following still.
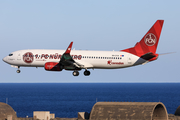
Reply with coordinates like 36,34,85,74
22,55,122,60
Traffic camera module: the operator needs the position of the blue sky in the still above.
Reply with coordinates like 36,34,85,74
0,0,179,83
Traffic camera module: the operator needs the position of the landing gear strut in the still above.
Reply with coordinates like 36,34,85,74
73,71,79,76
16,66,21,73
84,70,90,76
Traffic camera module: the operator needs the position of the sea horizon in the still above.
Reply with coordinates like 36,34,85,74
0,83,179,118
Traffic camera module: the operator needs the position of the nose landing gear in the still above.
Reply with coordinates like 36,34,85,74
16,66,21,73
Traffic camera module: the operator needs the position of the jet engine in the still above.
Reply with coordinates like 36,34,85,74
44,62,62,71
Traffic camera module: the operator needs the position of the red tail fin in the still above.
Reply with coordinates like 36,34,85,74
122,20,164,57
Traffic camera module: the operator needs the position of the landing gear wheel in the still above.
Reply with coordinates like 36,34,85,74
16,70,21,73
84,70,90,76
73,71,79,76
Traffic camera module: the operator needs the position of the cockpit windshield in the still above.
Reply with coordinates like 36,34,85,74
9,54,13,56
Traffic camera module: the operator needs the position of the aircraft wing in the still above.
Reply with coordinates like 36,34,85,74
59,42,84,69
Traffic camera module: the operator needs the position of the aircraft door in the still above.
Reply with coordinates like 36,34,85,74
17,53,21,60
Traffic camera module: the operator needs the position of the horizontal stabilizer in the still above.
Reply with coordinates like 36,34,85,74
159,52,175,56
140,52,156,60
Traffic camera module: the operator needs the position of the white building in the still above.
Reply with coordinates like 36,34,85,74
33,111,55,120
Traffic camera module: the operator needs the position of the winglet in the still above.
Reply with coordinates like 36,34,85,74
65,42,73,54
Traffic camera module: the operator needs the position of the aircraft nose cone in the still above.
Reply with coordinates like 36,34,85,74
3,57,7,62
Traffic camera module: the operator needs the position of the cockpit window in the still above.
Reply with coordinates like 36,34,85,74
9,54,13,56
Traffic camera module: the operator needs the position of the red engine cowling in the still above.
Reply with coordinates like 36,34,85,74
44,62,62,71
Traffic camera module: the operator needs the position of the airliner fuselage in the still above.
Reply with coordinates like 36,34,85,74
3,20,164,76
3,49,144,69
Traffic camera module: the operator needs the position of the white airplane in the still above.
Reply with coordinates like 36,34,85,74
3,20,164,76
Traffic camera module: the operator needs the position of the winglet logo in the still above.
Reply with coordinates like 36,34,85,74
23,52,34,63
144,33,157,46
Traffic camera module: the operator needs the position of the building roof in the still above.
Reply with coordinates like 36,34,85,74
0,102,17,120
89,102,168,120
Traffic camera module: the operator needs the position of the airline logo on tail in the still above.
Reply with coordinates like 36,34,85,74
144,33,157,46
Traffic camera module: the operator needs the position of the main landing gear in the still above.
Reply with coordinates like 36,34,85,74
73,71,79,76
84,70,90,76
16,66,21,73
72,70,90,76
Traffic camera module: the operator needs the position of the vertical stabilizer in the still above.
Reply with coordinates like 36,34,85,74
122,20,164,57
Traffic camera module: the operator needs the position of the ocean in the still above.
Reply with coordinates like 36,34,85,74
0,83,179,118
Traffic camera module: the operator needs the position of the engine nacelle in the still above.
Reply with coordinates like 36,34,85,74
44,62,62,71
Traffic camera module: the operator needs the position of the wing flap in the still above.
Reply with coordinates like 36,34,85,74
75,61,93,68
